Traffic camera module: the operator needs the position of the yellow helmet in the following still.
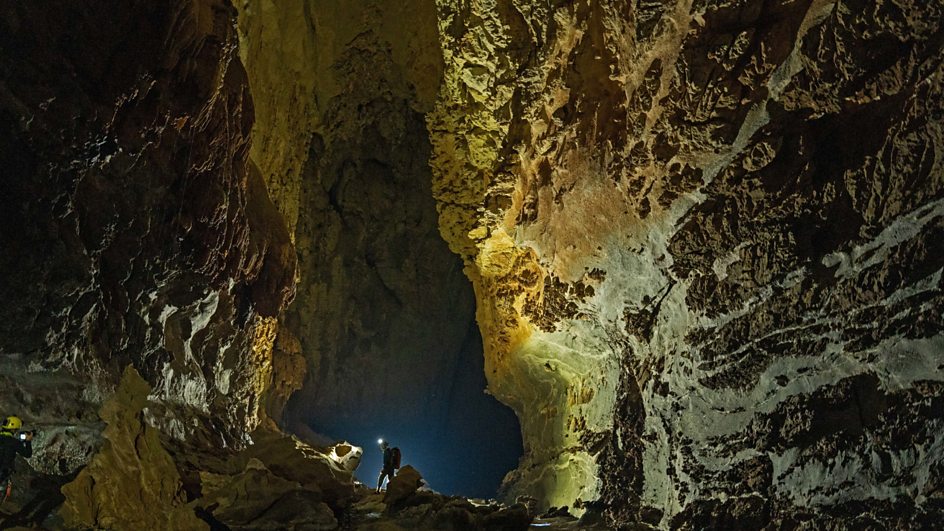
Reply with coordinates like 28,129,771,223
2,416,22,431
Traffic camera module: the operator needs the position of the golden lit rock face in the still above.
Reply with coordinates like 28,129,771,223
60,367,207,530
235,0,316,238
428,0,631,512
428,0,944,526
235,0,444,239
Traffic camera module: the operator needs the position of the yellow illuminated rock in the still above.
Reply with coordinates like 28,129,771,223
59,367,208,530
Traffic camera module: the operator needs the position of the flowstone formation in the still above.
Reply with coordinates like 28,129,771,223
427,0,944,527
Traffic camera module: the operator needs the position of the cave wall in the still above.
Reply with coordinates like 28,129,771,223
278,0,465,433
3,0,941,527
234,0,519,469
0,0,295,475
426,0,944,527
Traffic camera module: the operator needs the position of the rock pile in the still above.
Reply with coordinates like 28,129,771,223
352,467,532,531
57,367,356,530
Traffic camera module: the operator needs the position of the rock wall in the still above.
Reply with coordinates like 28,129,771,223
0,0,294,475
2,0,942,527
235,3,523,498
276,0,468,433
426,0,944,527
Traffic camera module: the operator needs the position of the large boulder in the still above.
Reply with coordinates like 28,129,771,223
327,442,363,474
383,465,423,506
236,429,356,509
194,459,337,530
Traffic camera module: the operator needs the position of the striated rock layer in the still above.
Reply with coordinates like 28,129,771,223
427,0,944,527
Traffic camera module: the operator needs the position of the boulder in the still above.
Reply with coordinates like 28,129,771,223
428,505,476,530
327,442,363,474
382,465,423,506
483,503,531,531
236,429,356,510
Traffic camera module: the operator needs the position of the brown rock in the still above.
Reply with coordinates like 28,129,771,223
483,503,532,531
383,465,423,506
196,459,337,530
59,366,206,530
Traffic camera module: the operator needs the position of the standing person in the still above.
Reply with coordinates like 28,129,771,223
0,416,33,503
376,439,399,493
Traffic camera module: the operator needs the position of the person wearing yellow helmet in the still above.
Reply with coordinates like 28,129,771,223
0,415,32,501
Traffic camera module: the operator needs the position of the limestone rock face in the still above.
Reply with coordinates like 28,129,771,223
0,0,295,468
191,430,357,530
234,2,521,483
4,0,943,529
59,367,206,530
425,0,944,527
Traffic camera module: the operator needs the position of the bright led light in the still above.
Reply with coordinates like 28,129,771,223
377,438,383,444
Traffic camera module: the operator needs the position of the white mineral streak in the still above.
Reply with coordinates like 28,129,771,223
150,290,224,413
822,197,944,279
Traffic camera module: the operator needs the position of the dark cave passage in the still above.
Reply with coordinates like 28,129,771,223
307,320,523,499
276,9,523,499
284,122,524,496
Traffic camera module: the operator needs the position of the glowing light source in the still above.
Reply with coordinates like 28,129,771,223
377,438,384,445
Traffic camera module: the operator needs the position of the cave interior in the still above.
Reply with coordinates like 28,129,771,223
1,0,943,529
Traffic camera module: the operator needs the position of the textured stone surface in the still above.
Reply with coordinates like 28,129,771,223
384,465,424,506
0,0,295,458
59,367,206,530
425,0,944,527
58,369,356,529
350,481,533,530
3,0,943,529
190,430,357,530
235,3,522,498
0,0,302,523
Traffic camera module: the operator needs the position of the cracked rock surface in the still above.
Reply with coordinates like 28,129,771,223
0,0,298,524
0,0,296,445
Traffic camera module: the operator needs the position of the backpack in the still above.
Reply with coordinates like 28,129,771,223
391,447,401,469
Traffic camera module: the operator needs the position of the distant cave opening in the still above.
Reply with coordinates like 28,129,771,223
279,34,522,498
